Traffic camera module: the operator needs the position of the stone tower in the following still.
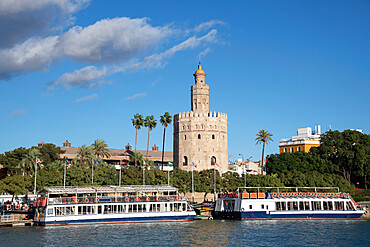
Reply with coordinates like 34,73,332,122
173,63,228,173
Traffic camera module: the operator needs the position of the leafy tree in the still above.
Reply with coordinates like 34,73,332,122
131,113,144,152
0,175,32,196
91,139,111,159
320,130,369,184
255,129,273,171
160,112,172,170
144,115,157,157
0,147,28,175
38,143,65,165
21,148,42,176
76,145,94,165
129,152,143,168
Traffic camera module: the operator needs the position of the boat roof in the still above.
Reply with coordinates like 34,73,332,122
38,185,178,195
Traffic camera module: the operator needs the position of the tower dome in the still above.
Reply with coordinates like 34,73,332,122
194,63,206,75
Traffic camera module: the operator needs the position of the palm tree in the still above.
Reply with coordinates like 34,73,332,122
129,152,143,167
144,115,157,158
131,113,144,152
160,112,172,171
255,129,273,172
76,145,94,165
21,149,42,176
91,138,111,159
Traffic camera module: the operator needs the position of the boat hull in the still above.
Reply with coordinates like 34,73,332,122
213,211,364,220
37,212,196,226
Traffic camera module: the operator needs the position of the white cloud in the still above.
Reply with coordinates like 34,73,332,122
9,109,27,117
49,66,108,89
60,17,171,63
126,92,148,100
49,29,219,89
198,47,211,62
0,36,59,79
75,93,98,103
193,20,225,33
0,17,172,80
0,0,89,48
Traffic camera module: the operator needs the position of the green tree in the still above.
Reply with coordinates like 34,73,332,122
255,129,273,172
0,175,32,196
129,152,143,168
38,143,65,165
21,148,42,176
144,115,157,158
160,112,172,171
91,139,111,159
76,145,94,165
131,113,144,152
320,130,369,184
0,147,28,175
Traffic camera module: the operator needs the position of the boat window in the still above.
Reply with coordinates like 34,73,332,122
98,205,102,214
312,201,321,210
293,201,298,210
328,201,333,210
55,206,75,216
304,201,310,210
281,202,286,210
323,201,328,210
299,201,304,210
335,201,344,210
287,202,293,210
346,201,355,211
261,204,264,209
48,208,54,215
276,202,281,210
133,204,138,212
249,205,252,210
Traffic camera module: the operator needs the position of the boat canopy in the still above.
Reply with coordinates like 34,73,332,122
37,185,178,195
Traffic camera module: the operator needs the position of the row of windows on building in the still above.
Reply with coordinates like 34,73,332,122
182,156,217,166
282,146,302,153
184,134,226,141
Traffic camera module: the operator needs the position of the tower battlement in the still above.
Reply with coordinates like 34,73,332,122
175,111,228,120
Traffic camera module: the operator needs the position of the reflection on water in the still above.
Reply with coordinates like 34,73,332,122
0,220,369,246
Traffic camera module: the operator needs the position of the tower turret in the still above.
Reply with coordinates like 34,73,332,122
191,63,209,113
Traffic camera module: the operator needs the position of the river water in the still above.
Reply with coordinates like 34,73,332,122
1,220,369,246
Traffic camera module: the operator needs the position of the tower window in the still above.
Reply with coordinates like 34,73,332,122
198,134,201,139
212,134,215,139
184,135,186,140
183,156,188,166
211,156,216,166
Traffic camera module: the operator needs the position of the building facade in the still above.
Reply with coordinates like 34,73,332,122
173,64,228,173
279,125,321,153
38,141,173,169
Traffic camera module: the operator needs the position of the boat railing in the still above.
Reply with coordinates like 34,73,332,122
218,191,351,200
47,195,185,205
0,215,14,222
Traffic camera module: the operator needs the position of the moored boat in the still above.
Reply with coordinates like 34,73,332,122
213,187,365,220
34,185,196,226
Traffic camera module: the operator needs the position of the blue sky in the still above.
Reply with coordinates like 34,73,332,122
0,0,369,163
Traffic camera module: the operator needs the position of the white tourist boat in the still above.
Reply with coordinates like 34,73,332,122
213,187,365,220
33,185,196,226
